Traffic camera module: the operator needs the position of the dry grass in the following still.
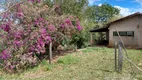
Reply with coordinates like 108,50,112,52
0,47,142,80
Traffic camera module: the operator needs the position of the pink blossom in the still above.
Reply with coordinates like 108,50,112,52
29,45,35,51
34,20,39,25
27,0,34,3
10,65,15,69
44,21,48,25
48,24,55,31
0,50,10,60
5,24,11,32
45,35,51,44
14,31,23,39
39,18,44,22
77,24,82,31
1,24,11,33
39,28,47,34
2,12,8,18
16,4,21,7
76,19,82,31
37,0,41,3
17,11,24,17
65,19,72,25
61,23,65,28
17,7,24,18
13,40,22,47
37,38,45,47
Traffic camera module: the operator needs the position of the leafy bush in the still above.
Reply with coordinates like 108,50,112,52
0,0,82,73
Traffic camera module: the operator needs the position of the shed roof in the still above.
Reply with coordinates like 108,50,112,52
90,12,142,32
90,26,108,32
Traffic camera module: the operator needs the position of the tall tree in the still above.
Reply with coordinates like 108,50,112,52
53,0,88,19
85,3,120,24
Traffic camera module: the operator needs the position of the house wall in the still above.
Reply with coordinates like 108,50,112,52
137,16,142,48
108,16,142,48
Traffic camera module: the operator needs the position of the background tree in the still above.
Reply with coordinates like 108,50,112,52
52,0,88,19
85,3,120,24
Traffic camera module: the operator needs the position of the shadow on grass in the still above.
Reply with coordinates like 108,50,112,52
94,68,114,73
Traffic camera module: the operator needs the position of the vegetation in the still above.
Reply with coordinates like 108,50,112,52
85,3,120,23
0,0,121,73
0,47,142,80
0,0,83,73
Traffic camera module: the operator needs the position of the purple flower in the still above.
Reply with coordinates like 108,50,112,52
2,12,8,18
0,50,10,60
77,24,82,31
14,30,23,39
39,18,44,22
37,0,41,3
48,24,55,31
4,24,10,33
39,28,47,34
27,0,34,3
65,19,72,25
34,20,39,25
61,23,65,28
37,38,45,47
10,65,15,69
0,24,11,33
76,19,82,31
17,12,24,17
45,35,51,44
13,40,22,47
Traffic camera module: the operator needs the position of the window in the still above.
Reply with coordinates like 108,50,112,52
113,32,118,36
113,31,134,37
127,31,134,36
119,32,127,36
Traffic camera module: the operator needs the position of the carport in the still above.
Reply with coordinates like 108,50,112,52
90,26,109,45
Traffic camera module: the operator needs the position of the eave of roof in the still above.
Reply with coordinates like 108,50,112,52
90,27,108,32
107,12,142,26
90,12,142,32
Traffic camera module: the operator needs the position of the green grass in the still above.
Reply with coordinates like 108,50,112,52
57,54,80,65
0,47,142,80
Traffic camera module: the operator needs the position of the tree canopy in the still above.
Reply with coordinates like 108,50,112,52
85,3,120,23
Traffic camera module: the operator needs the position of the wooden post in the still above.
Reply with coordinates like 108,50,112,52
90,33,93,46
114,42,117,71
49,42,52,64
118,42,123,72
100,32,102,41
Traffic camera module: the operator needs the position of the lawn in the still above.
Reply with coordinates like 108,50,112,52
0,47,142,80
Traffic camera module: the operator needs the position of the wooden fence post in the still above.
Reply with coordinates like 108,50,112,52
118,42,123,72
114,42,117,71
90,33,93,46
49,42,52,64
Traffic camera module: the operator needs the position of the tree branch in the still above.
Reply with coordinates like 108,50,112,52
0,1,25,15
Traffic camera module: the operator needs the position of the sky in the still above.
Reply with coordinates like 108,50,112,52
88,0,142,16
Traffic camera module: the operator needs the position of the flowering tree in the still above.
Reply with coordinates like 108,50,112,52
0,0,82,73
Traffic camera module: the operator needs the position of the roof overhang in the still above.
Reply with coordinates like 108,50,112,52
90,27,109,32
90,12,142,33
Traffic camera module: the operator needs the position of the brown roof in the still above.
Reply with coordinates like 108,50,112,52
90,12,142,32
107,12,142,26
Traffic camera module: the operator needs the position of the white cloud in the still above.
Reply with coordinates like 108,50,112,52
98,3,102,6
135,0,142,5
114,6,135,16
88,0,100,6
133,0,142,13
